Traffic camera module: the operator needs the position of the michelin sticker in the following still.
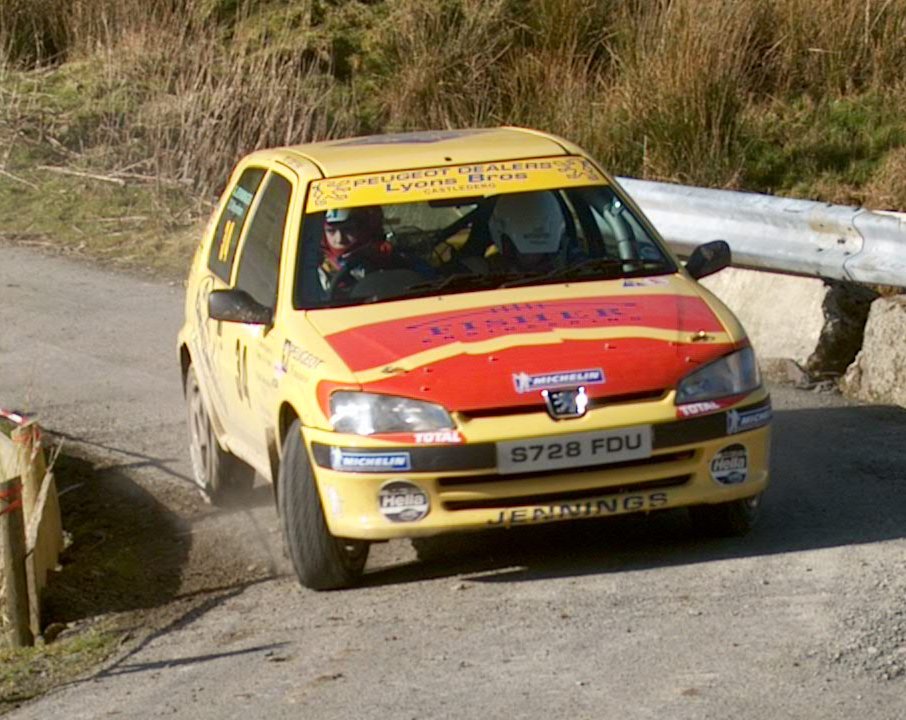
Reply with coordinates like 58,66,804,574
331,449,411,473
727,406,772,435
513,368,604,394
379,481,430,523
710,444,748,485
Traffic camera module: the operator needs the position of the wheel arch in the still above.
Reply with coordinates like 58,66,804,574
179,343,192,392
272,401,302,507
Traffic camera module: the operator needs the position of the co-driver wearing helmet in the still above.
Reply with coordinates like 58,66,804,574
486,190,568,272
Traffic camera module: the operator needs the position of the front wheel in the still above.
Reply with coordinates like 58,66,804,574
184,365,254,505
280,419,369,590
688,493,762,537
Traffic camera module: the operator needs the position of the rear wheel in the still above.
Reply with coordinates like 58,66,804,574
689,493,762,537
280,419,369,590
184,365,254,505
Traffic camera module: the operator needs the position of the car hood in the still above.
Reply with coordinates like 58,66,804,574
308,278,740,412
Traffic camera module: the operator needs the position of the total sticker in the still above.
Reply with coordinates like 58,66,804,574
379,481,430,523
710,444,748,485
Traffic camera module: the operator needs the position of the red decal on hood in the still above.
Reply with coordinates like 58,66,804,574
324,295,723,372
359,338,734,412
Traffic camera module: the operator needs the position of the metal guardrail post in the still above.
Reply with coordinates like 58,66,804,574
1,477,33,648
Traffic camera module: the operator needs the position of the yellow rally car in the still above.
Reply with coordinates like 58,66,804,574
178,127,771,590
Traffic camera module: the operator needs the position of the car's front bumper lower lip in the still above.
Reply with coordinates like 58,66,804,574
306,399,772,540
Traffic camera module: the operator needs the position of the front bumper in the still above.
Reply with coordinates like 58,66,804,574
304,393,772,540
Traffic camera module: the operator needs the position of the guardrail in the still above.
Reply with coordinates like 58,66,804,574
618,177,906,289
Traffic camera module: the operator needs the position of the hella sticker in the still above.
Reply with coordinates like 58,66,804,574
379,481,430,523
710,444,748,485
331,449,411,472
512,368,605,394
727,406,772,435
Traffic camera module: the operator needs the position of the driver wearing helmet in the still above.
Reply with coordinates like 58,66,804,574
319,205,388,292
487,190,567,272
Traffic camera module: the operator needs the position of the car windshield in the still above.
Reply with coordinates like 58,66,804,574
294,165,676,309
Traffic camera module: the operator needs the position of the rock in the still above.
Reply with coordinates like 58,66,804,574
701,269,827,366
759,358,812,387
41,622,67,644
701,269,875,376
805,282,877,375
841,296,906,407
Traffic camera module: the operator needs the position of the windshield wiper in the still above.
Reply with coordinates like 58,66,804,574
500,258,625,288
403,272,525,295
501,258,675,288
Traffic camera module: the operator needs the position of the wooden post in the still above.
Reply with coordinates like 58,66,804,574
11,423,62,637
12,423,43,520
0,477,33,647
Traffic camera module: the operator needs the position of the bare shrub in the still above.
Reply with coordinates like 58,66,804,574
765,0,906,95
117,23,357,195
0,0,68,66
4,0,906,202
864,145,906,211
606,0,771,186
373,0,515,130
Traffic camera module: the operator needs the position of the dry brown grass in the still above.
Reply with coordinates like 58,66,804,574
2,0,906,199
864,146,906,211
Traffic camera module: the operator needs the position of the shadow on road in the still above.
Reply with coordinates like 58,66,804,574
44,452,285,628
361,402,906,587
43,453,193,624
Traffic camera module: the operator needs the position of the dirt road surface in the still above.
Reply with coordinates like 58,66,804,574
2,244,905,719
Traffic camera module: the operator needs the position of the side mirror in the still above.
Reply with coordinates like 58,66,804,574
685,240,731,279
208,289,273,326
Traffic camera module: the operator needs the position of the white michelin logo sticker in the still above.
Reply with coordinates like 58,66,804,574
331,449,411,472
512,368,605,394
710,444,748,485
726,406,772,435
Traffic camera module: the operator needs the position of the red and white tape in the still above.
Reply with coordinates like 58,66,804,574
0,408,28,425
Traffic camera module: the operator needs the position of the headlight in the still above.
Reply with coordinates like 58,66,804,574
329,392,454,435
675,347,761,404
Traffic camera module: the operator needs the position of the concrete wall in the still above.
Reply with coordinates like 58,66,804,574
700,268,827,365
700,267,881,391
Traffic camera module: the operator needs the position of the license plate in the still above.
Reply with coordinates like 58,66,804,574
496,425,653,475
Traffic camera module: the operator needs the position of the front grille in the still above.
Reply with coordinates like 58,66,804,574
442,474,691,511
437,449,695,488
460,389,667,419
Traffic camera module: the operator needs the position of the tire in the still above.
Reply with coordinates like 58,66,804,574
184,365,254,505
279,419,369,590
688,493,762,537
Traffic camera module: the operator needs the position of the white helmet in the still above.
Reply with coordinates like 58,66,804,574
489,191,566,259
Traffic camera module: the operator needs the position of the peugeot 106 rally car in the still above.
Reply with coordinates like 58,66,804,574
178,127,771,590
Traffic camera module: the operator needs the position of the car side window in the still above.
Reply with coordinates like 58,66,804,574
234,172,292,310
208,167,266,282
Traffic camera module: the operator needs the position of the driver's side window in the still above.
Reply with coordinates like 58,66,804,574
233,172,292,310
208,167,265,282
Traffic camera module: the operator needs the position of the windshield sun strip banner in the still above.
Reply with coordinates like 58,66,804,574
306,156,608,211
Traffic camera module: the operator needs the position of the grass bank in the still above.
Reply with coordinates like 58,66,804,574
1,0,906,275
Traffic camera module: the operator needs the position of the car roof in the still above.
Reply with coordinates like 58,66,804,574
254,127,582,178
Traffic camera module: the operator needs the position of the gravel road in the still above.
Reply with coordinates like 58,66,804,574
2,244,905,719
